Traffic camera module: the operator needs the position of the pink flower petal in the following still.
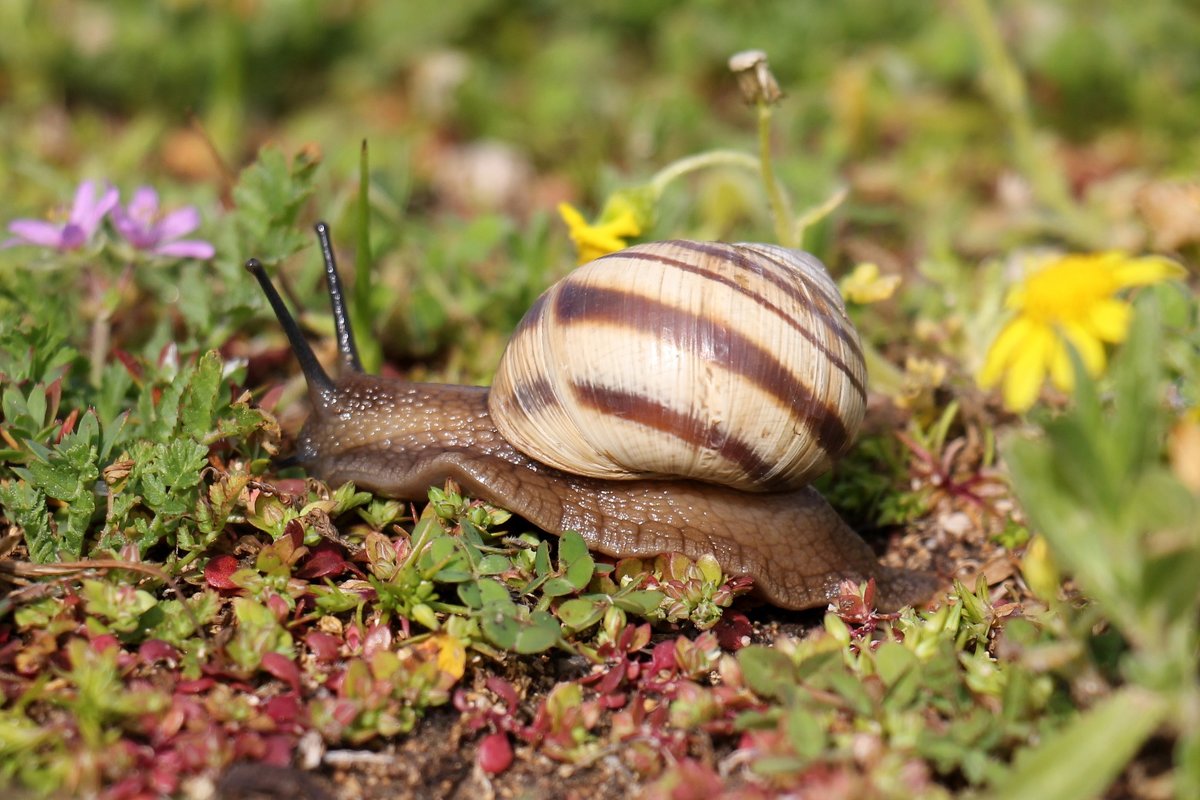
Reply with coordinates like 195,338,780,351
110,204,146,245
70,180,99,220
156,206,201,240
5,219,65,248
72,181,118,234
153,239,215,260
59,223,88,250
127,186,160,221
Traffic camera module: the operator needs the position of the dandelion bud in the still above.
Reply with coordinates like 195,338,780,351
728,50,783,105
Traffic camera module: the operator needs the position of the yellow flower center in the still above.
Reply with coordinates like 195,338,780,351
1018,256,1118,324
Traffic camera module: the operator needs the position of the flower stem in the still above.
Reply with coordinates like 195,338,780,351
648,149,761,196
959,0,1098,244
757,101,796,248
89,312,110,389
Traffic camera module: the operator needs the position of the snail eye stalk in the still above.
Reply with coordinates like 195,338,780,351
244,256,336,404
313,221,363,374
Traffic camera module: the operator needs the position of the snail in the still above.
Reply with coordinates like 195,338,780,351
245,223,935,611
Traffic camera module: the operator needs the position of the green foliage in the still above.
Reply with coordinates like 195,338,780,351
9,413,101,561
997,291,1200,799
736,581,1065,790
230,146,320,270
226,596,295,673
0,347,276,561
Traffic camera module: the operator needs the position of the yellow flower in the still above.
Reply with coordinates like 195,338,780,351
1021,535,1061,605
428,632,466,680
840,262,900,304
558,201,642,264
979,252,1185,412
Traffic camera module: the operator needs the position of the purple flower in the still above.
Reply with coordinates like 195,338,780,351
3,180,118,251
111,186,215,260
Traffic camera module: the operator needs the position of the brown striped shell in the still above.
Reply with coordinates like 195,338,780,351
488,240,868,493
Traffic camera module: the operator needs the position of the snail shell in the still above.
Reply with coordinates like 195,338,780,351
490,240,867,492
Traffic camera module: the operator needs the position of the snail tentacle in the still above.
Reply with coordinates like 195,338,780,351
314,221,364,374
245,257,337,406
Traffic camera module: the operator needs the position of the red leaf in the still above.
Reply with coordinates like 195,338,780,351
305,631,341,663
262,734,295,766
56,408,79,442
283,518,305,549
265,593,291,621
271,478,309,495
89,634,120,654
477,731,513,775
260,652,301,693
177,677,215,694
486,676,520,709
647,639,678,676
139,639,180,666
363,623,392,658
600,693,627,710
113,349,143,380
204,555,239,589
713,612,753,652
298,545,349,579
264,693,302,725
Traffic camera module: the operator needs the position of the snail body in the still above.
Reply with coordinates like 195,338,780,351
246,225,934,611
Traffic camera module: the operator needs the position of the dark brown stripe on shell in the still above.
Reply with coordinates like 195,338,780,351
595,244,866,402
506,374,560,415
552,282,852,458
569,382,794,489
668,240,865,365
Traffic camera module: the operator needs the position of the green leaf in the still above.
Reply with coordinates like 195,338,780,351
556,598,604,631
476,554,511,575
512,610,561,654
738,646,798,701
480,597,561,654
564,552,595,590
422,536,470,583
533,540,551,577
540,577,578,598
0,480,53,563
478,578,511,606
179,351,223,439
874,640,917,687
985,686,1168,800
232,145,319,266
784,706,826,760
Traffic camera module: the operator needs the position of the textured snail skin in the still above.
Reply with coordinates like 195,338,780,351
295,372,935,611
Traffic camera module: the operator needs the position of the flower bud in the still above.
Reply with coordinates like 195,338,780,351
728,50,783,105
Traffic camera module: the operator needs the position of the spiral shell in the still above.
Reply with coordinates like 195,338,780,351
488,240,867,492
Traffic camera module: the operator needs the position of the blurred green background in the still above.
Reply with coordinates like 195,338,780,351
0,0,1197,376
3,0,1196,208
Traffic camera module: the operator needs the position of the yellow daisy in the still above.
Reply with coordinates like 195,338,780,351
558,201,642,264
979,252,1185,412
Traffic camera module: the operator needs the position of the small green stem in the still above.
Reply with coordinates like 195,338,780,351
959,0,1097,244
648,149,761,196
757,101,796,248
88,312,110,389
